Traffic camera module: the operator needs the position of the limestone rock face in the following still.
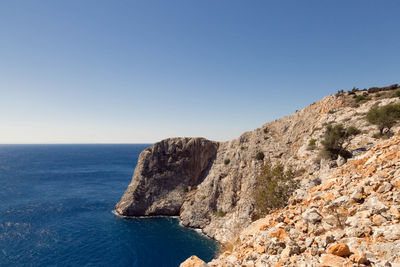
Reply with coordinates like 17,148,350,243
115,137,218,216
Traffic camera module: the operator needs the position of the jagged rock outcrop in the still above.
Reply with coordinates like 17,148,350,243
115,137,218,216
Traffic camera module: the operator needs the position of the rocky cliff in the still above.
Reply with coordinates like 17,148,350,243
116,86,400,265
116,137,218,216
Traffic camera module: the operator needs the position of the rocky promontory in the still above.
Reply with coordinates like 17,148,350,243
116,84,400,266
116,137,218,216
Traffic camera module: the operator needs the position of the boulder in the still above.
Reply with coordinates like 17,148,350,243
320,254,347,266
302,208,323,224
361,196,388,215
336,155,346,167
327,243,351,257
383,225,400,241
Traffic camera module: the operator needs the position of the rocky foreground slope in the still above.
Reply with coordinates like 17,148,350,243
116,86,400,265
182,134,400,266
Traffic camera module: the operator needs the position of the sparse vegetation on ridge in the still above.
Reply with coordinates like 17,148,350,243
354,94,371,103
336,89,344,97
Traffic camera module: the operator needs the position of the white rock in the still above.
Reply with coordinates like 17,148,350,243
302,208,323,224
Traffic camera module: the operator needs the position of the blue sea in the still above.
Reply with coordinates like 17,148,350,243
0,145,217,266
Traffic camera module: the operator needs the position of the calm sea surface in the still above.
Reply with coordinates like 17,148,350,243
0,145,217,266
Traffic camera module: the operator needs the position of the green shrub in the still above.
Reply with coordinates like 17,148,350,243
336,89,344,97
263,127,269,134
321,124,361,159
394,90,400,98
366,103,400,136
349,87,360,94
240,146,246,150
346,125,362,136
215,209,226,217
369,84,399,94
308,138,317,149
354,95,371,103
224,159,230,165
368,87,380,94
201,195,206,200
254,162,297,214
255,152,265,161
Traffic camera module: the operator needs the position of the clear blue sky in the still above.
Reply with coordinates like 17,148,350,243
1,0,399,143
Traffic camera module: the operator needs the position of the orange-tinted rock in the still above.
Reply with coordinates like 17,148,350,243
320,254,347,266
180,256,208,267
372,214,386,225
327,243,351,257
324,192,335,201
255,245,265,254
322,181,335,191
390,206,400,218
284,217,292,224
365,166,376,176
269,228,288,241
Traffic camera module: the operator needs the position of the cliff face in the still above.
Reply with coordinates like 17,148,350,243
115,137,218,216
116,88,400,264
178,94,400,242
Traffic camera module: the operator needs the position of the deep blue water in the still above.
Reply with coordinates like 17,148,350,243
0,145,217,266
